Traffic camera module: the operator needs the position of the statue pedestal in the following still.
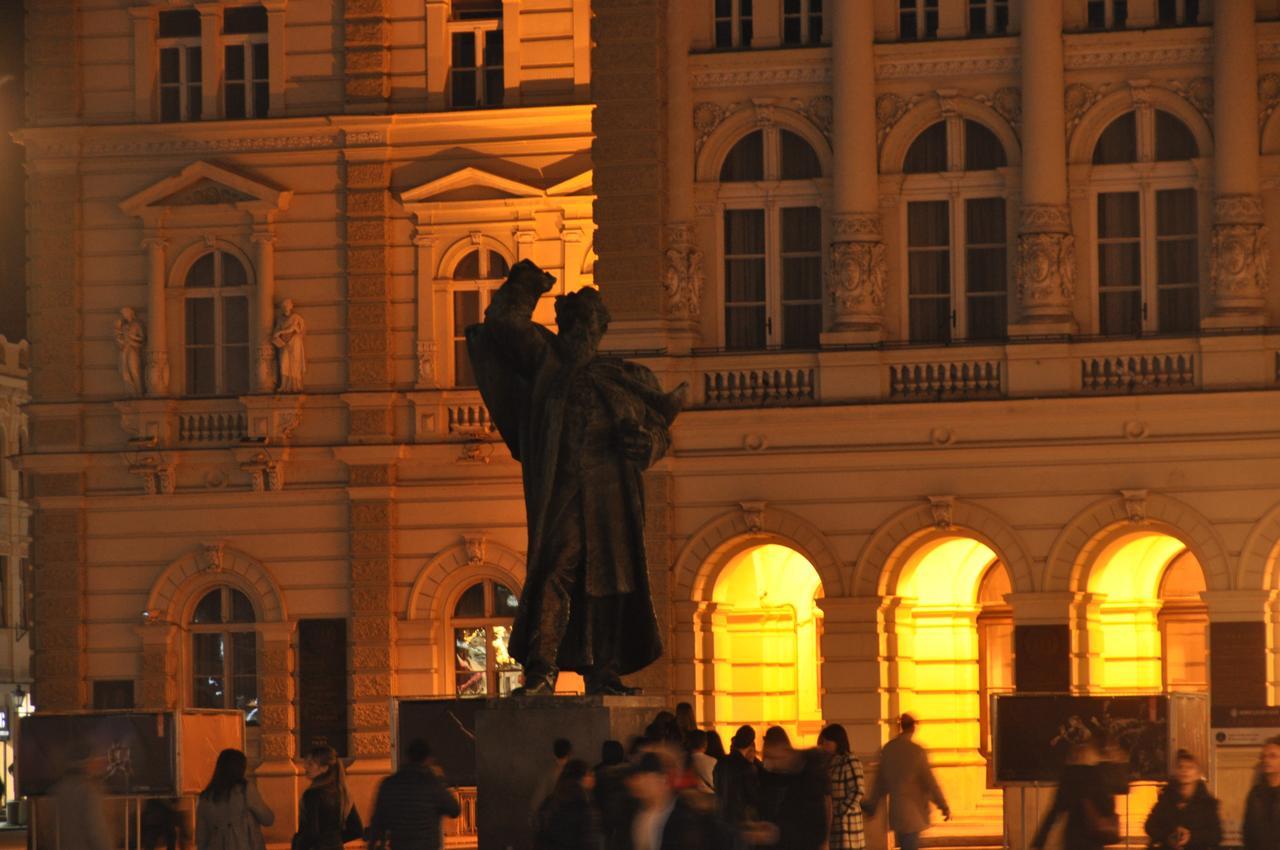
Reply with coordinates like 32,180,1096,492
475,695,665,850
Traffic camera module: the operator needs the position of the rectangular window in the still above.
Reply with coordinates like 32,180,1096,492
1088,0,1128,29
780,207,823,348
453,291,482,386
297,620,349,757
18,559,30,631
968,0,1009,35
1158,0,1199,25
1156,188,1199,333
455,626,489,696
452,0,502,19
450,25,503,108
783,0,823,46
93,680,136,710
192,632,225,709
724,209,768,350
1098,191,1142,335
158,9,202,122
222,296,250,396
185,297,217,397
965,198,1007,341
907,201,952,343
900,0,939,41
714,0,753,48
224,41,269,119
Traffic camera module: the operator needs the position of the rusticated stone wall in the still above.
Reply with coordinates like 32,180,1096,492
344,0,391,111
348,465,397,759
30,479,85,710
344,156,395,403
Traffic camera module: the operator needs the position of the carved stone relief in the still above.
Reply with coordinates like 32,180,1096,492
663,223,705,322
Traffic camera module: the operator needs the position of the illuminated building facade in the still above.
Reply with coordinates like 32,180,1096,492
0,336,30,792
16,0,1280,846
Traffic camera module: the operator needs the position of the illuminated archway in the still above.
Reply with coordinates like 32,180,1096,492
1080,530,1208,693
700,544,824,745
889,535,1011,823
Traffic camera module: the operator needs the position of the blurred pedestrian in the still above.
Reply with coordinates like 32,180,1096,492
628,752,733,850
51,739,112,850
705,731,727,762
142,798,188,850
195,748,273,850
713,726,760,827
367,737,461,850
758,726,830,850
1144,749,1221,850
1030,739,1119,850
536,760,602,850
676,703,698,737
688,731,716,795
818,724,865,850
863,715,950,850
294,745,360,850
1243,735,1280,850
594,741,634,850
533,739,576,821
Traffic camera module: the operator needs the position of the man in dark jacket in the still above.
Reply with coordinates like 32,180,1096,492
713,726,761,826
628,753,734,850
1244,737,1280,850
368,738,462,850
1144,750,1222,850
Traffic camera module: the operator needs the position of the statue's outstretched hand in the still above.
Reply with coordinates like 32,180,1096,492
616,419,653,463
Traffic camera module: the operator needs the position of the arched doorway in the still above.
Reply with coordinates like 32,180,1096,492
698,543,824,745
888,535,1012,826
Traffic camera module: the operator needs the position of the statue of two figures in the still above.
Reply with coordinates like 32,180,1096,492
114,301,306,395
466,260,688,696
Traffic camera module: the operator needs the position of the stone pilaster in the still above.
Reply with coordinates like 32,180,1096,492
814,597,884,754
26,0,80,125
632,469,673,697
136,620,180,710
344,158,394,395
592,0,667,330
26,167,82,402
257,622,297,761
662,7,701,341
348,465,397,761
343,0,391,111
662,223,704,325
31,503,86,710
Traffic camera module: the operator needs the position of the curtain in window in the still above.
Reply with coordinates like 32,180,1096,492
1097,192,1142,335
781,207,822,349
724,210,767,350
965,198,1007,340
907,201,951,343
1156,188,1198,333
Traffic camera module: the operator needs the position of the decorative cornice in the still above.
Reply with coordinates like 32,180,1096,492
878,54,1018,80
1064,43,1210,70
691,64,831,90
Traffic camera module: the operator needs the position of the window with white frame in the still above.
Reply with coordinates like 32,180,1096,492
183,249,252,397
451,248,511,386
190,586,259,725
968,0,1009,35
1093,109,1202,336
223,6,268,119
714,0,754,49
451,579,522,698
719,128,824,350
1157,0,1200,25
158,9,203,122
1087,0,1128,29
782,0,822,46
899,0,939,40
449,2,503,108
902,118,1010,343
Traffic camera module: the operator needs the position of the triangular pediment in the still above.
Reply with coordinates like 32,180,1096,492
120,161,292,217
547,170,593,196
399,167,547,204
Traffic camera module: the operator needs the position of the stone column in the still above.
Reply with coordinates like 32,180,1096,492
825,0,886,339
344,0,391,111
263,0,288,115
413,226,439,388
662,2,704,341
1015,0,1076,329
129,7,158,121
256,621,301,844
1210,0,1270,323
136,620,180,709
252,225,277,393
502,0,522,106
143,235,171,396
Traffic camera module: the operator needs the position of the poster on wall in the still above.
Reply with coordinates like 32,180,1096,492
993,694,1170,784
395,699,481,787
18,713,177,797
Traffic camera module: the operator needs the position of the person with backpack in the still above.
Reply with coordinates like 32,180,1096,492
195,748,274,850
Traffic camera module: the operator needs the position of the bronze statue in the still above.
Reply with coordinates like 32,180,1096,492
466,260,687,695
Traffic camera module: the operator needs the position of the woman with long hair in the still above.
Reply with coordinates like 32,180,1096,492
1243,736,1280,850
294,746,360,850
196,748,274,850
818,724,865,850
1144,749,1222,850
535,759,601,850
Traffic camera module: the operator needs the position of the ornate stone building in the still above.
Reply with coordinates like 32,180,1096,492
17,0,1280,846
0,336,30,795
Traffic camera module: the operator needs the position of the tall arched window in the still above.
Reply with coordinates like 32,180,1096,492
184,249,251,396
190,586,259,724
719,127,824,350
451,579,522,697
901,118,1010,343
451,248,511,386
1092,109,1201,335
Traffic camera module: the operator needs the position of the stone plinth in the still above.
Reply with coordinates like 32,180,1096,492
476,695,665,850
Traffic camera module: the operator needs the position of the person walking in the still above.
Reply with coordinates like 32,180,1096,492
863,715,950,850
295,745,360,850
195,748,274,850
687,731,716,795
533,738,576,821
627,753,733,850
536,760,602,850
1144,749,1222,850
594,741,634,850
367,738,461,850
818,724,866,850
1243,736,1280,850
758,726,830,850
1030,740,1119,850
51,740,112,850
713,726,760,827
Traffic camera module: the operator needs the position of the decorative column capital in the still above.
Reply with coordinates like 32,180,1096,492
141,235,168,251
1016,214,1077,322
1020,204,1072,234
832,213,883,242
827,239,886,330
1215,194,1265,225
250,228,278,246
1211,194,1269,316
663,222,705,323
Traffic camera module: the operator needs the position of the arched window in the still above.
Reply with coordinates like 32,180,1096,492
450,248,511,386
184,249,251,396
901,118,1010,342
718,127,824,350
190,586,258,725
1092,109,1201,335
451,579,522,697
